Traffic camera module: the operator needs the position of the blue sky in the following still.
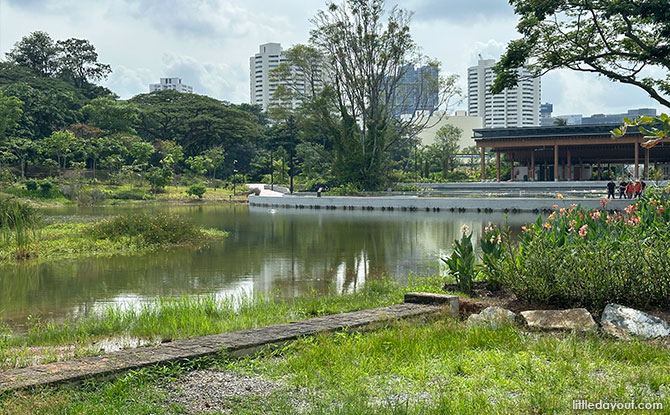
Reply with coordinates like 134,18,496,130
0,0,664,116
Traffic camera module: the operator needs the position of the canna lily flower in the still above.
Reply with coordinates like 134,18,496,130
578,224,588,238
543,222,552,230
557,193,564,199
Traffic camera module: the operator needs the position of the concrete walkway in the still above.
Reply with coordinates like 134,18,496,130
246,183,285,197
0,302,450,392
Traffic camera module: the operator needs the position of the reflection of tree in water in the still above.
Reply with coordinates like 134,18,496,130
0,205,534,326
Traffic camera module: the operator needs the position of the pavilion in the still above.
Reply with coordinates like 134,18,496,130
474,124,670,181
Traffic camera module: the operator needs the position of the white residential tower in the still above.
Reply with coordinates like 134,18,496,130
467,59,541,128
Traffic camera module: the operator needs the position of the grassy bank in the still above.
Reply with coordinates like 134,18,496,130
0,183,250,207
2,315,669,414
0,277,444,369
0,211,227,265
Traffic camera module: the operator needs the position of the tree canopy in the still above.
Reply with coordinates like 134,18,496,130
311,0,460,188
492,0,670,108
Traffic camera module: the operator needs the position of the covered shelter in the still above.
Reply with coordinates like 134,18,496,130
474,124,670,181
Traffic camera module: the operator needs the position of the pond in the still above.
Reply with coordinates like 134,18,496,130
0,204,538,329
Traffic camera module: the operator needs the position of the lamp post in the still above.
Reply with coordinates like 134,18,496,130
232,159,238,196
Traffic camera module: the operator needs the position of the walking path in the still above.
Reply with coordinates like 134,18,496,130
0,300,452,392
246,184,285,197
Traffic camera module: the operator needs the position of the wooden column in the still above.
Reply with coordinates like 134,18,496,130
510,153,515,181
530,150,535,180
634,142,640,178
496,152,501,182
598,162,601,180
644,148,650,179
553,144,559,182
567,149,572,181
480,147,486,182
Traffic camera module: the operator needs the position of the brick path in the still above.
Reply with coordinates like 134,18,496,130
0,301,450,392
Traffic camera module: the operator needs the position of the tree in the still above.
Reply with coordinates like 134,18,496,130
57,38,112,87
0,91,23,144
6,31,60,77
553,118,568,126
492,0,670,108
82,97,139,134
41,130,76,174
429,125,462,178
203,146,225,179
311,0,460,189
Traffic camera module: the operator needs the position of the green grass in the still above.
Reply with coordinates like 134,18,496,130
0,277,444,369
2,316,669,414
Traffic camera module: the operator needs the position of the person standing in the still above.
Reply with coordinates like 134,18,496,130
619,178,627,199
634,180,642,198
626,181,635,199
607,178,616,199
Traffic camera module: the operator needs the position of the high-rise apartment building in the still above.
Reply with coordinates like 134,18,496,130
467,59,541,128
149,77,193,93
391,64,440,117
249,43,324,111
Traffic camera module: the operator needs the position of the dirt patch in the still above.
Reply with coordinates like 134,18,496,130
160,370,284,414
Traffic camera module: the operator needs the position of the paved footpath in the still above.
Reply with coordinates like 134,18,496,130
0,302,447,392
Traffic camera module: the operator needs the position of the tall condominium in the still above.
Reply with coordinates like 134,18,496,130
467,59,541,128
149,77,193,93
249,43,324,111
391,64,440,117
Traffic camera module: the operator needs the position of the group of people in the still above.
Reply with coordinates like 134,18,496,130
607,178,646,199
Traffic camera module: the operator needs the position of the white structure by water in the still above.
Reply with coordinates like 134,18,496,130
467,58,541,128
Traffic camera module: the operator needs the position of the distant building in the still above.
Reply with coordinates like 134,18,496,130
149,78,193,93
391,64,439,117
542,108,657,126
249,42,324,111
467,58,541,128
416,110,483,150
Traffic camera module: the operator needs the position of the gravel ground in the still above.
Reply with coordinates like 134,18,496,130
160,369,285,414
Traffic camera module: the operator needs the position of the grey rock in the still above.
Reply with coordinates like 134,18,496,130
520,308,597,331
601,304,670,339
467,306,517,328
404,292,459,316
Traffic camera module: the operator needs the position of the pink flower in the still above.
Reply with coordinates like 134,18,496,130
568,220,577,232
543,222,552,230
625,205,636,215
591,210,601,220
559,208,566,214
578,224,588,238
557,194,564,199
548,213,555,221
552,204,559,210
571,203,578,209
601,198,610,208
521,226,528,232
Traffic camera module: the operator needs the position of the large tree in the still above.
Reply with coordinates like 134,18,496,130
6,31,60,77
57,38,112,87
311,0,459,189
492,0,670,108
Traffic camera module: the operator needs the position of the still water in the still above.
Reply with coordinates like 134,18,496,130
0,204,538,329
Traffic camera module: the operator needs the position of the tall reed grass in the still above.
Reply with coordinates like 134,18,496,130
0,197,40,260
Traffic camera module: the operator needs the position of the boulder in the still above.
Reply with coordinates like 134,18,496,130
601,304,670,339
467,306,516,328
520,308,597,331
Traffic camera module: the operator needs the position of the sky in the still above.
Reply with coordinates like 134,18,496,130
0,0,665,117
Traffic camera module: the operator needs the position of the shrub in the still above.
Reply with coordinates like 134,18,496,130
38,180,53,195
481,188,670,311
442,225,476,295
90,213,201,245
0,168,15,187
186,183,207,199
25,180,38,192
327,183,361,196
146,167,173,191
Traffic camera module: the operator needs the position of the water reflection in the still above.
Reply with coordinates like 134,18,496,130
0,204,538,328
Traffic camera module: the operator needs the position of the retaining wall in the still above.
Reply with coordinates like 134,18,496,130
249,195,632,213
